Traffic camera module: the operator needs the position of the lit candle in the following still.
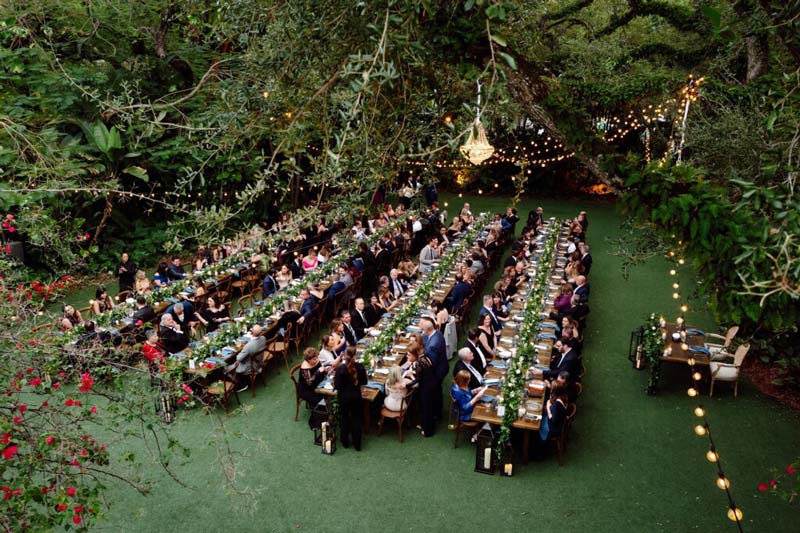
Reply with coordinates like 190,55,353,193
505,464,513,475
321,422,327,443
325,440,332,454
483,448,491,470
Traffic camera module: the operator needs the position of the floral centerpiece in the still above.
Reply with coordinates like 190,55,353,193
642,313,665,394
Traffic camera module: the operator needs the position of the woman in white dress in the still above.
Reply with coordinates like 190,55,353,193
383,365,409,411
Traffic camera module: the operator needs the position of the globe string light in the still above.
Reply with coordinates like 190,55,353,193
667,237,743,531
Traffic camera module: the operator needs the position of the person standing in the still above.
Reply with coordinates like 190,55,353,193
334,347,367,450
116,252,136,293
419,317,448,437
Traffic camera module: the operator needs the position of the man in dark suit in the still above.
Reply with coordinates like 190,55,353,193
168,302,198,333
288,256,304,279
167,256,186,281
158,314,189,354
131,296,155,325
388,269,407,299
420,317,448,437
446,274,471,313
478,295,501,334
262,269,278,298
464,329,489,374
453,347,484,389
537,340,580,381
340,310,359,345
350,298,370,337
573,275,590,303
579,244,592,276
276,288,317,335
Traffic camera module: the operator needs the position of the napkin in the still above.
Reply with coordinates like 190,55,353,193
205,357,224,365
537,332,558,341
165,297,179,304
374,368,390,375
169,352,187,361
188,341,202,349
221,347,237,356
478,394,496,404
365,381,385,393
689,345,711,356
489,361,508,369
483,378,502,387
686,328,705,336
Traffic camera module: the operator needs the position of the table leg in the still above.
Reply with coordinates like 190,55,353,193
522,431,530,465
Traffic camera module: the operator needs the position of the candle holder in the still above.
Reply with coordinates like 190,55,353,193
474,424,496,475
320,422,336,456
499,443,515,477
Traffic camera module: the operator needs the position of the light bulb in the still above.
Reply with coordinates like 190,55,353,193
681,343,689,351
676,317,685,325
706,450,718,462
673,292,680,299
672,283,679,289
694,406,705,417
687,357,696,366
727,507,742,521
669,251,675,257
693,372,702,381
688,388,698,397
680,305,688,313
669,269,676,276
694,424,706,435
678,259,685,265
717,475,730,490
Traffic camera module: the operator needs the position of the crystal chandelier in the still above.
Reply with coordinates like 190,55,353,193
460,80,494,165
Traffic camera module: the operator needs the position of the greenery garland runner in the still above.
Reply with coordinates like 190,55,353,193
642,313,666,395
494,219,560,460
359,213,491,368
59,210,413,344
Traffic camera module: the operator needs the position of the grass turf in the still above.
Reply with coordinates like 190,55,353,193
95,194,800,532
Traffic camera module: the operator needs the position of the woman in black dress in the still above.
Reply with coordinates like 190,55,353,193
477,313,496,358
299,348,328,417
333,346,367,450
199,296,229,333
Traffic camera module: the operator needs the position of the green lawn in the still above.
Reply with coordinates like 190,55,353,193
95,193,800,532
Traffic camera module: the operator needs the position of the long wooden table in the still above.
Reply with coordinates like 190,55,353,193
660,323,709,366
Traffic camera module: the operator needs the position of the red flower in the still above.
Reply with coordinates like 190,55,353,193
66,487,76,496
90,406,97,414
6,214,13,220
2,445,18,460
26,367,33,374
8,227,16,233
41,486,47,494
80,450,88,457
0,486,7,492
41,401,48,407
758,483,768,491
30,377,42,387
74,505,83,513
68,460,80,466
78,374,94,392
177,398,184,404
12,417,22,424
4,246,10,254
15,343,22,349
18,404,26,414
182,394,190,401
75,400,82,407
787,466,797,475
1,434,9,444
56,504,67,512
770,479,777,487
52,382,60,389
45,436,54,445
72,515,81,525
28,339,36,346
65,398,74,406
59,372,66,379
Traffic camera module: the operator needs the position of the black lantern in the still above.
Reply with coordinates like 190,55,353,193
474,424,495,475
310,402,329,438
320,421,336,456
155,391,175,424
499,442,515,477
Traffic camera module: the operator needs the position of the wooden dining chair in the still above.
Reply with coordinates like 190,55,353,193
706,326,740,361
553,403,577,466
266,323,291,373
449,392,479,448
213,276,233,305
377,389,415,443
115,290,132,303
709,343,750,397
289,363,303,421
236,294,253,315
206,370,241,413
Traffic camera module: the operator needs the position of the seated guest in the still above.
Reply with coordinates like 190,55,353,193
131,296,155,325
534,340,580,381
450,370,486,440
340,310,359,345
318,335,342,366
275,264,293,289
579,243,592,276
299,348,329,417
199,296,229,333
431,301,449,332
153,262,171,288
191,276,207,300
167,256,186,281
418,236,441,272
288,255,305,279
565,252,584,282
539,382,568,441
60,304,84,331
491,292,509,321
142,329,165,365
276,288,317,334
554,284,574,313
92,286,115,315
328,265,353,300
116,252,136,293
470,252,485,276
561,317,580,342
378,286,400,312
446,274,471,314
478,295,502,334
308,282,325,301
384,365,411,411
328,319,347,355
573,275,590,302
350,298,370,337
464,329,489,374
453,347,484,389
333,347,368,450
447,216,463,239
317,244,331,265
193,248,209,271
460,203,474,226
261,269,278,298
397,255,418,280
134,270,151,294
388,269,407,299
302,250,319,272
476,313,497,358
366,293,386,326
158,314,189,354
227,325,267,392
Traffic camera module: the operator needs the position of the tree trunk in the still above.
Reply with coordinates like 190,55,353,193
91,193,115,248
